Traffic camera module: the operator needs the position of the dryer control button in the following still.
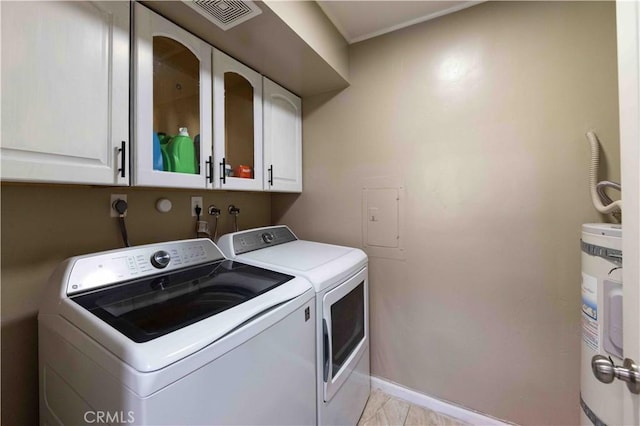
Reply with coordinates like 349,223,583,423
262,232,274,244
151,250,171,269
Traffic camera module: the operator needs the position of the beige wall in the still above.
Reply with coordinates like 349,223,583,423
1,183,271,425
273,2,620,424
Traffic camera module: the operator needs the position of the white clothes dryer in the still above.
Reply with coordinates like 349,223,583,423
39,238,316,425
218,225,371,426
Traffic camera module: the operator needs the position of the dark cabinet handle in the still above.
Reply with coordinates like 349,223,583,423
206,156,213,183
220,157,226,184
118,141,126,178
268,165,273,186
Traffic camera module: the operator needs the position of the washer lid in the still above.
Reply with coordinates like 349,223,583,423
582,223,622,238
71,260,295,343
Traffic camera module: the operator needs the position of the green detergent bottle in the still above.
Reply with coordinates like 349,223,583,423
167,127,197,174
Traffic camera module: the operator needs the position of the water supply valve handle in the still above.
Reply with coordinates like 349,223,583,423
592,355,640,394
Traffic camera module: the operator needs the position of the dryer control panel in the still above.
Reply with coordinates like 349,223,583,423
65,239,225,295
227,226,297,255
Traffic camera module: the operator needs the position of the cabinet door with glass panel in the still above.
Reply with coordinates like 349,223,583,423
134,3,213,189
213,49,263,191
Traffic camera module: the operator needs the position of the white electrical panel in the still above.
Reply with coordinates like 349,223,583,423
365,188,399,248
361,176,404,260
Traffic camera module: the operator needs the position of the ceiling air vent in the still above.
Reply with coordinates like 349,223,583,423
184,0,262,31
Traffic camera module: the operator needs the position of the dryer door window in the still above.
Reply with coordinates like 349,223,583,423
331,282,365,376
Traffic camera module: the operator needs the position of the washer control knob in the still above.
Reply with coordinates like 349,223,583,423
151,250,171,269
262,232,275,244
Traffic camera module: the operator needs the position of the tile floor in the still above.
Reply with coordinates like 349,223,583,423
358,388,469,426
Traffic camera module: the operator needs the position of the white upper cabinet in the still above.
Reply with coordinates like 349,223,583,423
263,78,302,193
133,3,213,189
1,1,130,185
213,49,263,191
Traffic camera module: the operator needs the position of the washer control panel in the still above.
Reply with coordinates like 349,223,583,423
232,226,297,255
66,239,225,295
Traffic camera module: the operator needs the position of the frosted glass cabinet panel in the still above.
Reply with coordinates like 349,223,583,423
225,73,255,178
213,49,263,191
263,78,302,192
0,1,129,185
153,36,200,174
134,3,213,189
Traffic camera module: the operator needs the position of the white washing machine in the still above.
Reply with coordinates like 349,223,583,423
218,226,371,426
580,223,623,426
39,238,316,425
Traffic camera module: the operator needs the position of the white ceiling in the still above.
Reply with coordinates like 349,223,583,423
316,1,482,44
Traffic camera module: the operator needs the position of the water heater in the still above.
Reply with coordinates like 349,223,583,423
580,223,623,425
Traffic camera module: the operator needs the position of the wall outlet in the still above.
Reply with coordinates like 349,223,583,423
110,194,127,218
191,196,203,217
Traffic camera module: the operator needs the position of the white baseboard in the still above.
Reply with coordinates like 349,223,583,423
370,376,510,426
